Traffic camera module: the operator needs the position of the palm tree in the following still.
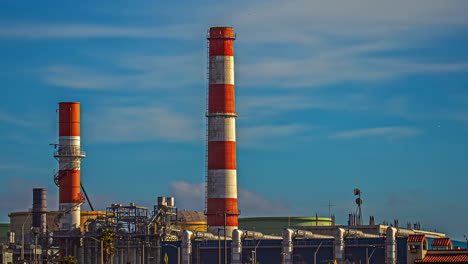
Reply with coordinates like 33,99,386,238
100,229,117,263
62,256,78,264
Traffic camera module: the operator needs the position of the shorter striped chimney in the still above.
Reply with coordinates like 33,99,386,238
54,102,85,230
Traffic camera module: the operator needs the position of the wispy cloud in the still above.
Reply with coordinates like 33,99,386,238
0,178,55,222
229,0,468,88
0,23,200,40
0,109,40,128
331,126,422,139
239,53,468,88
42,65,126,90
41,53,204,90
0,109,54,144
85,105,203,143
169,181,295,216
232,0,468,45
238,124,308,149
239,93,376,116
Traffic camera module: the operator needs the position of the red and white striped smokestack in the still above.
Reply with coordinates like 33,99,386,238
206,27,239,236
54,102,85,230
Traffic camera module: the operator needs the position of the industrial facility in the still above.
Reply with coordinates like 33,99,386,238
1,26,467,264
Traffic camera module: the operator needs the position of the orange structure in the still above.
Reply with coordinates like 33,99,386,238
54,102,86,230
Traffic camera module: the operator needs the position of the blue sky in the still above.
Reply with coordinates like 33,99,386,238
0,1,467,239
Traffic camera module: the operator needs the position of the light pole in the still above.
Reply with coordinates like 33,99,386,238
314,241,323,264
280,252,287,264
224,213,227,264
89,236,104,264
218,229,221,264
21,213,32,262
252,235,263,264
215,213,227,264
163,244,180,264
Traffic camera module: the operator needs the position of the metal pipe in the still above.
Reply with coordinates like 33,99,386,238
181,230,193,264
385,227,397,264
396,228,415,237
81,183,94,211
346,229,380,238
334,228,345,263
282,228,294,264
231,230,243,264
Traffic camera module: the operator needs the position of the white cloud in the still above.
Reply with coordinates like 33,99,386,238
85,105,203,143
331,126,422,139
169,181,205,212
169,181,295,216
238,187,293,216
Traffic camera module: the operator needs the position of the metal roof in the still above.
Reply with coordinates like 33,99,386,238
416,254,468,263
433,238,453,247
408,234,427,243
177,210,206,222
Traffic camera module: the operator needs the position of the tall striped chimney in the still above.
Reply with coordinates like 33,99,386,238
206,27,239,236
54,102,85,230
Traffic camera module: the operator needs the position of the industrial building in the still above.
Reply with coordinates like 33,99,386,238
1,26,467,264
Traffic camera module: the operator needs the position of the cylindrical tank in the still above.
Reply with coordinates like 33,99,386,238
157,197,167,206
32,188,47,233
166,197,175,207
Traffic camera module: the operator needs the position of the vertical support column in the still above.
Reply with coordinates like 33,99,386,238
181,231,193,264
94,244,98,264
206,26,239,237
55,102,85,231
282,229,294,264
386,227,397,264
231,229,243,264
334,228,345,263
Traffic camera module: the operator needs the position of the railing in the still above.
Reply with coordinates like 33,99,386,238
54,147,86,157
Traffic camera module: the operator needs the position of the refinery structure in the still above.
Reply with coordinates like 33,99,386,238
1,27,467,264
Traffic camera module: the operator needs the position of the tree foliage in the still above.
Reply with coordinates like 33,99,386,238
100,228,117,264
61,256,78,264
